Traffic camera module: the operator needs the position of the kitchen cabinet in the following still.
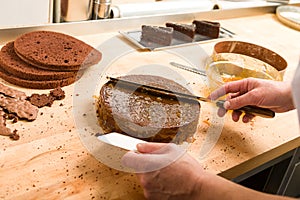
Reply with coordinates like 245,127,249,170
0,0,53,28
234,147,300,198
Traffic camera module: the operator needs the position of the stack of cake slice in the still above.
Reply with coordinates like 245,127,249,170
0,31,102,89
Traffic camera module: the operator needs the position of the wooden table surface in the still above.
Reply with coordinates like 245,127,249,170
0,12,300,200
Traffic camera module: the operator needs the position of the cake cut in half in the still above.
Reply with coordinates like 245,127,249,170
96,75,200,143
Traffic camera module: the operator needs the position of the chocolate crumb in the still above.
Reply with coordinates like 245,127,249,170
0,94,38,120
0,82,27,100
9,130,20,140
12,117,18,123
0,108,14,138
27,94,54,108
27,87,65,108
50,87,65,100
0,84,66,141
7,113,16,120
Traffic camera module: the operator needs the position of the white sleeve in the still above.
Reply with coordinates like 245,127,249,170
292,60,300,126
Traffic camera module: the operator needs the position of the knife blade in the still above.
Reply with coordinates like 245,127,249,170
108,77,275,118
170,62,207,76
108,76,211,102
220,27,236,38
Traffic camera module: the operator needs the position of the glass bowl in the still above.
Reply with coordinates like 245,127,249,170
206,60,282,93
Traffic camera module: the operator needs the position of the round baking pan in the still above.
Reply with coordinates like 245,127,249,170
211,40,287,80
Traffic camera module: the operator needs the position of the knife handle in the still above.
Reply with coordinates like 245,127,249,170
216,100,275,118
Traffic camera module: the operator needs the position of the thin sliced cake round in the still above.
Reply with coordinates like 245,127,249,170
0,69,78,89
0,42,78,81
14,31,102,71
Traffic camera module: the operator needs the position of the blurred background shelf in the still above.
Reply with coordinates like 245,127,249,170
1,0,300,29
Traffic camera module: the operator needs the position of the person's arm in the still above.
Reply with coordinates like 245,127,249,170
122,143,296,200
209,78,295,122
198,170,294,200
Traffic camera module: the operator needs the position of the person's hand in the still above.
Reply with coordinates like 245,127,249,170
121,142,296,200
209,78,294,123
121,143,205,200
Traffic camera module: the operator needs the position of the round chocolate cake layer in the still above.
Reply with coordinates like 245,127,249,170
14,31,102,71
0,68,77,89
0,42,78,81
97,75,200,143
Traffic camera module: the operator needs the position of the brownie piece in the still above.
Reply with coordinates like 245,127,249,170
96,75,200,143
166,22,195,42
141,25,173,46
192,20,220,39
14,31,102,71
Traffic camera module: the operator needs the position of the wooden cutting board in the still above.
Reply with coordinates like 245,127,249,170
0,13,300,199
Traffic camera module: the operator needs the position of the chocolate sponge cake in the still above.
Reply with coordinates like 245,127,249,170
141,25,173,46
0,41,80,89
96,75,200,143
14,31,102,71
0,42,77,81
192,20,220,39
0,69,77,89
166,22,195,42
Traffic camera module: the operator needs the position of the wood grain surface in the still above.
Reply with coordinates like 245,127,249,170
0,13,300,200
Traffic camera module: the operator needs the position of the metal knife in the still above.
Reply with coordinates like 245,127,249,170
108,77,275,118
169,62,207,76
220,27,236,38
